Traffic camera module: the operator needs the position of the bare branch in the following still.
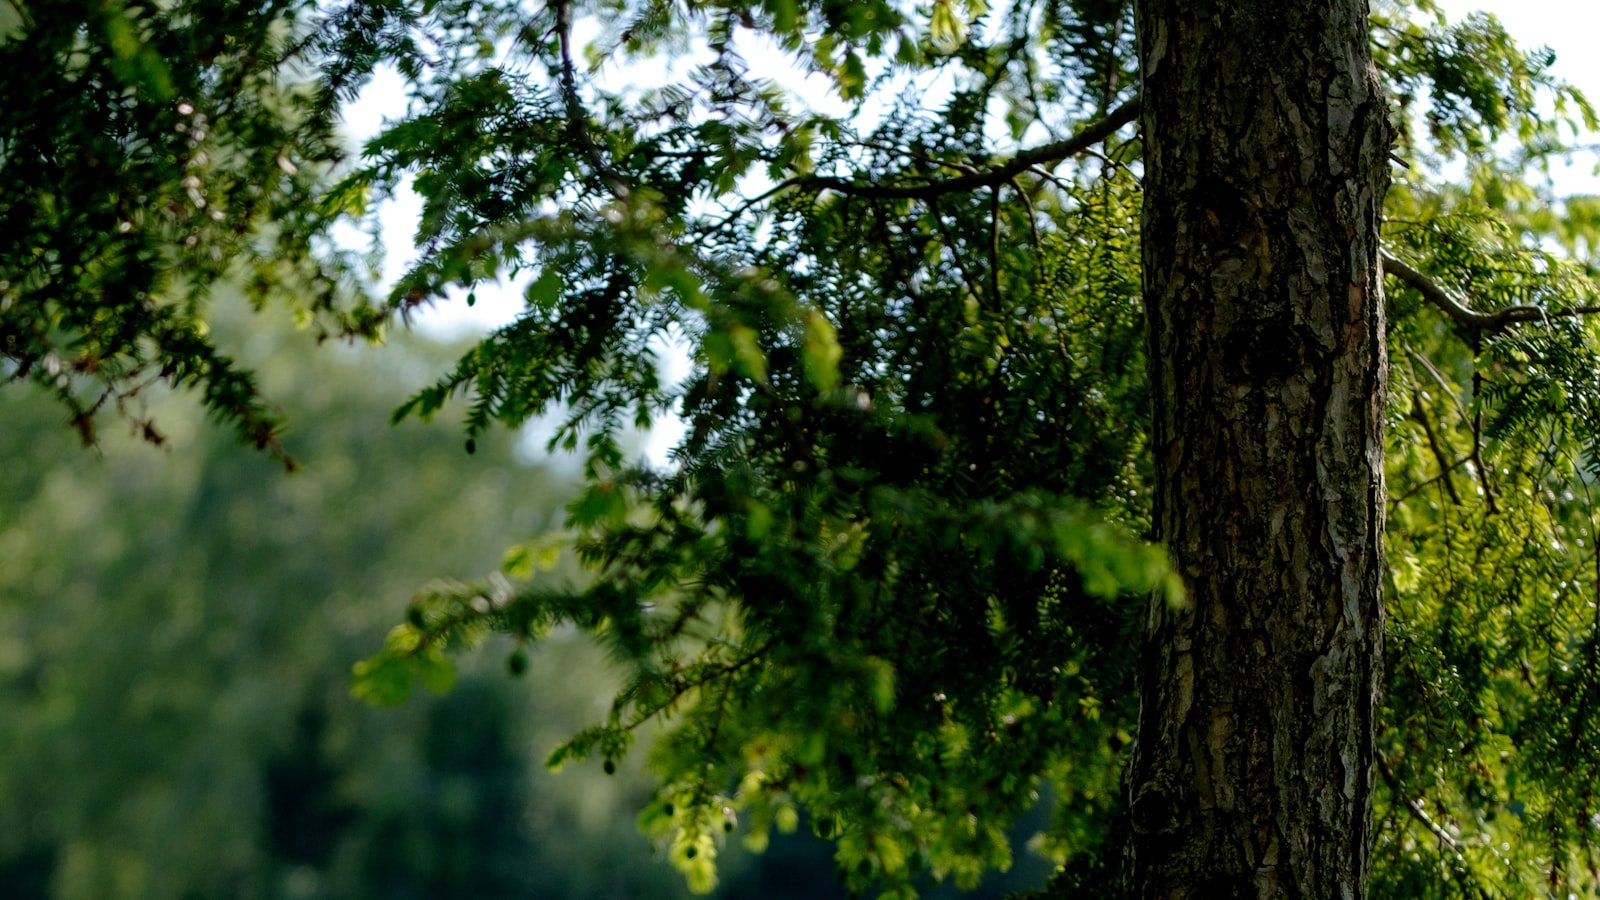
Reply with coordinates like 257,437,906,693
554,0,629,199
799,96,1140,201
696,97,1140,237
1383,252,1600,331
1410,387,1463,506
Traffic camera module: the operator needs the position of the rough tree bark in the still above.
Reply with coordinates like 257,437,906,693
1126,1,1391,897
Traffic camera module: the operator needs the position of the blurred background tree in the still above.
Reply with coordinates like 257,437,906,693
0,303,1053,898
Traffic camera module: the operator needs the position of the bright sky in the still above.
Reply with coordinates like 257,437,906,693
1435,0,1600,97
1434,0,1600,193
337,2,1600,464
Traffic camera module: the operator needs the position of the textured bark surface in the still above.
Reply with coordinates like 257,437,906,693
1126,2,1390,897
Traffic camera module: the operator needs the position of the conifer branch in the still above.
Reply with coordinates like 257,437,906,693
798,96,1140,201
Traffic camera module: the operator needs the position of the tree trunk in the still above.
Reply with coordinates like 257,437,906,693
1126,2,1390,897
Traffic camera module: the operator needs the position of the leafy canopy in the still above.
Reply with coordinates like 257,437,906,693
7,0,1600,895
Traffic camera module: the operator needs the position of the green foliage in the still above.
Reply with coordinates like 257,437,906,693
12,0,1600,896
1377,94,1600,893
1375,1,1596,161
0,0,386,463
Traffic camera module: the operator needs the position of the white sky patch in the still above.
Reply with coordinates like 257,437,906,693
337,66,529,336
1434,0,1600,194
1435,0,1600,97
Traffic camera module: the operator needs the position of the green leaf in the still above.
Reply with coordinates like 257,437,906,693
525,269,563,310
863,656,896,713
765,0,800,32
350,650,415,706
729,325,768,383
928,0,966,48
802,310,843,391
568,481,628,528
414,650,457,695
503,534,566,577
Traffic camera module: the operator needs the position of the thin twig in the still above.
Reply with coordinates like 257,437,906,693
926,197,990,308
1376,752,1491,899
1388,455,1470,513
989,184,1003,308
554,0,629,199
1407,346,1499,508
1411,387,1463,506
1012,176,1045,280
695,99,1140,236
1469,333,1500,514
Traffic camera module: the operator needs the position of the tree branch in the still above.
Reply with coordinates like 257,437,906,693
1406,345,1499,512
1383,252,1600,331
1388,454,1469,512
